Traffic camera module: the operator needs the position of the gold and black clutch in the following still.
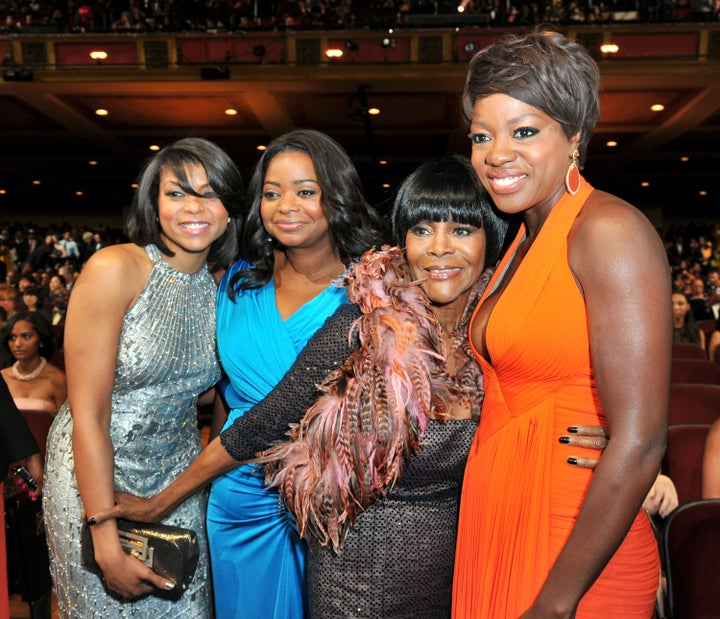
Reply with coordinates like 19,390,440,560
81,518,200,596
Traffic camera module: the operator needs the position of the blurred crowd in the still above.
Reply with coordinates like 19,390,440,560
1,0,718,35
0,222,125,354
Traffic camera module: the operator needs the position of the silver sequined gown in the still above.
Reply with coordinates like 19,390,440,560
44,244,220,618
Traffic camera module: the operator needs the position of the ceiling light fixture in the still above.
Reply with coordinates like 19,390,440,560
95,108,109,116
600,43,619,55
650,104,665,112
225,108,238,116
89,50,108,61
325,48,344,59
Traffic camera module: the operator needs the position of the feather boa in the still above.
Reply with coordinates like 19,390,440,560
256,246,455,553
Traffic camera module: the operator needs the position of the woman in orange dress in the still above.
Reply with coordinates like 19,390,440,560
453,31,671,618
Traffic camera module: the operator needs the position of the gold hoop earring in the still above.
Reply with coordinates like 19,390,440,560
565,149,581,195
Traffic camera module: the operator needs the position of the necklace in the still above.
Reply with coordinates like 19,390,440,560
12,356,47,381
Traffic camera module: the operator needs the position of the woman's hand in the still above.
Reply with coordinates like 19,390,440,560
89,492,164,525
92,527,175,598
643,473,678,518
559,425,609,469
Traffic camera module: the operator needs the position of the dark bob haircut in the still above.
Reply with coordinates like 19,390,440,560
391,154,508,268
232,129,386,293
463,30,600,163
126,137,244,268
2,311,56,359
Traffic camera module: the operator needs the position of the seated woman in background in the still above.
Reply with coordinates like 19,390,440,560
0,311,66,412
672,290,705,349
22,285,53,324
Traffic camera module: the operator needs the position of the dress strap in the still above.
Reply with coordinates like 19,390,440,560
144,244,162,263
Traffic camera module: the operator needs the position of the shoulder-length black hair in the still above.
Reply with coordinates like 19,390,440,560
391,154,508,267
126,137,244,268
231,129,386,294
2,311,56,359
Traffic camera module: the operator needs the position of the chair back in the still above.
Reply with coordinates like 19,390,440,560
669,383,720,426
19,410,55,463
696,319,717,347
664,499,720,618
662,424,712,505
671,343,707,359
671,358,720,384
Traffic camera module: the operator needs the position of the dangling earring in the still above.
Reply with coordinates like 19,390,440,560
565,149,581,196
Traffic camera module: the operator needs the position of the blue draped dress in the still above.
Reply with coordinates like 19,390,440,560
206,259,348,618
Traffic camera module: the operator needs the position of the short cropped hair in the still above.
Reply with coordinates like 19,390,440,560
463,30,600,162
126,137,244,267
391,154,509,267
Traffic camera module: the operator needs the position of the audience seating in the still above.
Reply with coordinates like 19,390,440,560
671,343,707,359
670,358,720,384
668,383,720,426
19,409,55,463
663,499,720,619
48,348,65,372
662,424,712,505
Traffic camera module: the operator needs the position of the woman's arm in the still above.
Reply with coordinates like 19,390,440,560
91,302,362,524
68,246,173,597
702,419,720,498
523,193,671,619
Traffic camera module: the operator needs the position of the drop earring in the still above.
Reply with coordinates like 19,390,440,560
565,149,581,196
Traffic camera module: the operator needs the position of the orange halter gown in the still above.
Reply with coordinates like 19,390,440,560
452,178,659,618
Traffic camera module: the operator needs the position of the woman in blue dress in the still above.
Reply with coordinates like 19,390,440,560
206,129,385,618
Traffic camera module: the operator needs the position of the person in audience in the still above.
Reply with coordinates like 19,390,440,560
1,311,66,412
672,290,705,349
702,416,720,499
42,137,244,617
454,30,670,618
22,285,52,323
688,276,713,320
0,283,18,318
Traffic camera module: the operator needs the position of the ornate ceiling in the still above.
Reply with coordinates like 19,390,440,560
1,25,719,226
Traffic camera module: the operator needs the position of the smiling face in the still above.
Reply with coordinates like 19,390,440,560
260,151,333,253
405,220,487,326
157,163,229,270
8,319,41,362
469,93,579,219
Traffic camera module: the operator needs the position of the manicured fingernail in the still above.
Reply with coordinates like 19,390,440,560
567,457,578,465
558,436,570,444
567,427,578,433
165,581,175,590
86,517,96,526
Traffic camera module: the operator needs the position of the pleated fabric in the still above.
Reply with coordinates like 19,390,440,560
452,178,659,618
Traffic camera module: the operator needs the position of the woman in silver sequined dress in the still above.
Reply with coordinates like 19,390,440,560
43,137,243,617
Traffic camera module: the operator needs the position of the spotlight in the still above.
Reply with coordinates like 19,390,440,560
463,42,476,53
200,66,230,80
381,37,393,49
1,67,33,82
